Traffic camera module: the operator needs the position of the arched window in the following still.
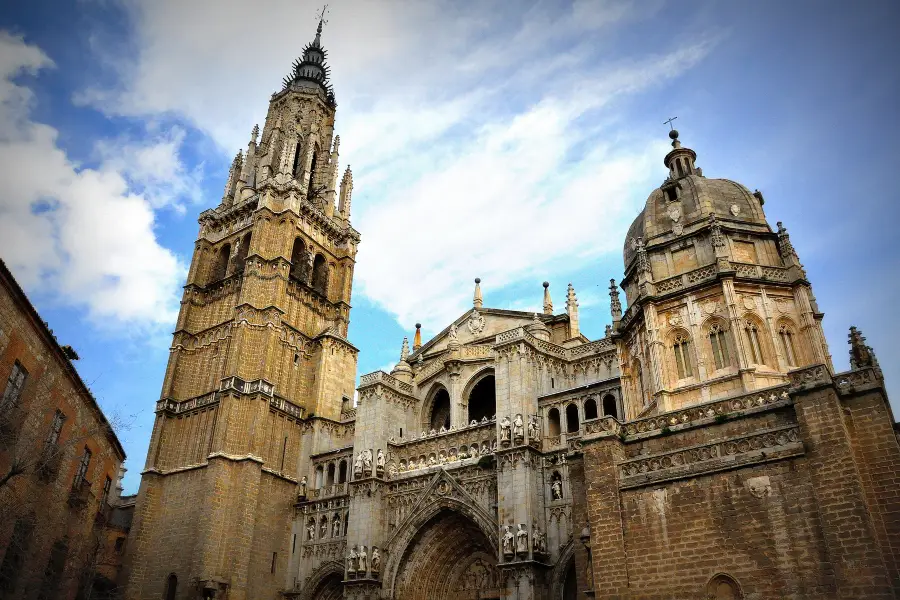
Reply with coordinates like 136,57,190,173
565,404,579,433
338,460,347,484
779,323,799,367
672,332,693,379
547,408,561,437
292,140,303,178
165,574,177,600
602,394,618,419
212,243,231,282
326,463,335,487
306,150,318,201
467,373,496,423
315,465,324,489
232,234,251,275
634,360,648,407
708,322,730,371
706,573,742,599
584,397,598,420
428,388,451,431
290,238,307,281
332,513,342,538
743,318,765,365
311,254,328,294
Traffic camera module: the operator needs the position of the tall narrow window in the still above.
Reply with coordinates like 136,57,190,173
744,320,764,365
708,323,730,370
212,243,231,282
165,574,177,600
602,394,619,419
37,538,68,600
565,404,580,434
100,476,112,507
232,234,251,275
1,360,28,412
306,151,318,201
290,238,306,281
0,517,34,594
311,254,328,294
73,446,92,489
292,141,303,178
547,408,561,437
673,334,693,379
45,409,66,449
780,324,798,366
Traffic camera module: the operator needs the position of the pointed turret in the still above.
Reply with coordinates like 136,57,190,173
282,15,335,105
609,279,622,323
391,337,412,383
527,313,550,342
338,165,354,220
663,128,700,180
542,282,553,315
566,283,580,339
848,326,880,371
221,151,243,207
473,278,483,309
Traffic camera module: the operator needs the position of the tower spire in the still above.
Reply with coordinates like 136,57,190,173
282,8,335,105
542,282,553,315
413,323,422,351
473,278,483,309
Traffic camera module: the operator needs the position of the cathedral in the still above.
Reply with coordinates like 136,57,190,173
122,20,900,600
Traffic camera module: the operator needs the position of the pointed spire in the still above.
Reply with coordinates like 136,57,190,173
542,282,553,314
400,337,410,362
473,278,483,309
609,279,622,321
282,9,335,105
250,124,259,145
776,221,796,259
848,326,879,370
566,283,580,339
339,165,354,219
413,323,422,351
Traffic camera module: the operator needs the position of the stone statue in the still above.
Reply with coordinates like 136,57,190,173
528,415,539,440
307,519,316,541
362,449,373,475
376,449,385,473
299,476,308,498
500,416,511,442
359,545,368,574
516,524,528,554
348,546,358,573
533,526,547,554
449,323,458,342
354,452,364,477
332,516,341,538
551,477,563,501
320,518,328,539
371,546,381,572
501,525,515,556
513,414,524,439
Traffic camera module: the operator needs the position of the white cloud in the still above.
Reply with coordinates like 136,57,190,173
79,1,714,333
0,31,185,327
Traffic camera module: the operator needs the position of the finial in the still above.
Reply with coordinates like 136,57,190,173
315,5,329,39
848,326,879,370
250,124,259,145
473,278,483,309
400,337,410,361
542,282,553,315
413,323,422,351
609,279,622,321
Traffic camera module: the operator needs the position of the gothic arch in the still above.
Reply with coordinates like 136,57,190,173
421,383,451,431
775,317,804,368
302,560,344,600
462,368,496,423
701,316,734,373
550,540,577,600
740,312,771,367
383,494,499,600
705,572,743,599
667,327,696,384
311,254,328,294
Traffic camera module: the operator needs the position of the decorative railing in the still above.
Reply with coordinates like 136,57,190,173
494,328,612,361
619,425,802,488
156,391,218,414
358,371,414,395
415,358,446,382
270,396,304,419
622,383,791,437
220,376,275,396
462,345,494,359
391,420,496,474
310,483,349,498
834,366,882,390
730,262,789,282
341,408,357,421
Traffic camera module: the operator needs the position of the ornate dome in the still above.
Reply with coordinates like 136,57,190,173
622,135,766,268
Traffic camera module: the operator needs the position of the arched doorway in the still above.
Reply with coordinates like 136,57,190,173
562,559,577,600
428,387,451,431
467,373,496,423
393,509,499,600
309,572,342,600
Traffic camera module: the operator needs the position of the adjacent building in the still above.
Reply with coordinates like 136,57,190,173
123,20,900,600
0,259,128,599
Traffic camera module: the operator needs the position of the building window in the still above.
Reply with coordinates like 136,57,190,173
45,409,66,448
100,476,112,507
602,394,619,420
311,254,328,294
165,573,177,600
290,238,307,281
73,446,92,489
744,320,764,365
0,517,35,594
271,552,277,574
37,538,68,600
306,151,318,201
547,408,561,437
708,323,730,371
779,324,798,367
565,404,579,433
672,333,693,379
115,537,126,554
212,243,231,282
1,360,28,412
584,398,598,420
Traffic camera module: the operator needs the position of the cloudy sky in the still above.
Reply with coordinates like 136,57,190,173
1,0,898,492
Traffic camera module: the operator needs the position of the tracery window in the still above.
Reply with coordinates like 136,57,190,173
672,333,693,379
744,319,765,365
779,323,799,367
708,323,730,371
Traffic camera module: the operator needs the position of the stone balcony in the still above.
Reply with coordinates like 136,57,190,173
389,419,497,475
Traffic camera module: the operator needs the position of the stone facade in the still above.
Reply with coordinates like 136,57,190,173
0,259,127,599
124,22,900,600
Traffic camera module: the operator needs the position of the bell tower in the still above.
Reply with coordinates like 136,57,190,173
124,17,360,600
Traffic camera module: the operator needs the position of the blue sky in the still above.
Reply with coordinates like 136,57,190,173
1,0,898,493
